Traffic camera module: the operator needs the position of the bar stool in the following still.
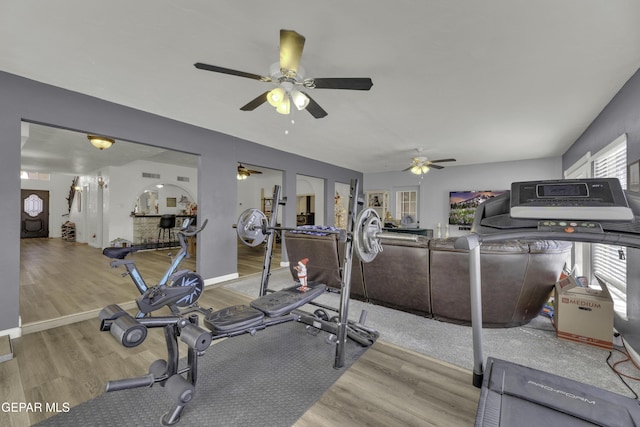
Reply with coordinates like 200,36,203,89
157,214,176,248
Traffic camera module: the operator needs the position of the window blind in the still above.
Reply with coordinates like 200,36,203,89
592,137,627,293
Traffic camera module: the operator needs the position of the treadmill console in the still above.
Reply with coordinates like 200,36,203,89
510,178,633,221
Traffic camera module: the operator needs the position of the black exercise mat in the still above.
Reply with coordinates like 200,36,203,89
35,322,367,427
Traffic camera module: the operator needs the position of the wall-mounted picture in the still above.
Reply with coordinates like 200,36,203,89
449,190,507,226
367,192,385,208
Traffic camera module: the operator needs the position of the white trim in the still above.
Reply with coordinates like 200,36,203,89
21,302,139,335
564,153,592,277
204,273,239,287
0,334,13,363
592,133,627,161
0,326,22,340
564,151,591,179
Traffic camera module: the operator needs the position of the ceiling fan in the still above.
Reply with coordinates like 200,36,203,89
403,149,456,175
194,29,373,118
237,163,262,180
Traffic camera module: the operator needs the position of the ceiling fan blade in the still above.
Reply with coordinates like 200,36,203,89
429,158,457,163
429,164,445,170
247,169,263,174
305,77,373,90
194,63,271,82
240,91,270,111
302,92,328,119
280,29,305,76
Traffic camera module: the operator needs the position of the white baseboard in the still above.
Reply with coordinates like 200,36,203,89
0,325,22,340
21,301,139,335
204,273,239,287
0,334,13,363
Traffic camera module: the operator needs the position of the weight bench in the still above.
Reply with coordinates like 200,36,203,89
204,282,327,336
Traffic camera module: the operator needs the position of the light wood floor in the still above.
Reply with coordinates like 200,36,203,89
2,284,479,427
19,238,282,326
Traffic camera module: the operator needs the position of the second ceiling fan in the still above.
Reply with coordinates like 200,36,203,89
403,149,456,175
237,163,262,180
195,29,373,118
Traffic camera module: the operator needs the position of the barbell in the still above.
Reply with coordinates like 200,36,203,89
234,207,419,263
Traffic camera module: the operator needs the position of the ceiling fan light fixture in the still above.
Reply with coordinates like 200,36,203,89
275,96,291,115
409,164,430,175
88,134,115,150
291,90,309,110
237,164,250,180
267,87,286,107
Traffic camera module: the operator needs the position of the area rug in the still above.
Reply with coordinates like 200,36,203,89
35,321,367,427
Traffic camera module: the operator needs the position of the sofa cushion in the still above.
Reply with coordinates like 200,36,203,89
362,235,431,315
429,238,530,253
428,238,571,327
284,232,342,289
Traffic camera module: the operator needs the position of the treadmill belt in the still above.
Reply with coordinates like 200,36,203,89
476,357,640,427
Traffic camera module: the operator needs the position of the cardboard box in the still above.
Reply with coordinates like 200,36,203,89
554,275,614,350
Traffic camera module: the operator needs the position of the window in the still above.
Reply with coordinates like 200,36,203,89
396,190,417,225
591,135,627,296
20,171,50,181
566,134,628,314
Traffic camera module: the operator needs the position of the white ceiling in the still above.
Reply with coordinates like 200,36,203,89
4,1,640,174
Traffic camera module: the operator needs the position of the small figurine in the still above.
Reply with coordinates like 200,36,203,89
294,258,309,291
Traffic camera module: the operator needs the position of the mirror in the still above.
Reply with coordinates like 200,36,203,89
135,184,194,215
296,174,324,225
137,189,158,215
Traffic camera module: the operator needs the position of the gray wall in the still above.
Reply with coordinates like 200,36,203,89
562,67,640,322
0,71,362,334
563,68,640,170
365,157,562,236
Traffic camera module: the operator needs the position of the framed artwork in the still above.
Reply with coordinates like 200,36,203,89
166,197,177,208
367,192,384,208
629,160,640,192
366,191,389,222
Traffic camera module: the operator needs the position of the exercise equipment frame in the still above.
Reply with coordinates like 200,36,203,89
98,178,381,425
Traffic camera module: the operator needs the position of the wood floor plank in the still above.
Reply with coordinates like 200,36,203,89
0,358,30,427
295,341,480,427
19,237,282,325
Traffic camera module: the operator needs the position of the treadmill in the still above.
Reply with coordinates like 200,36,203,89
453,178,640,426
